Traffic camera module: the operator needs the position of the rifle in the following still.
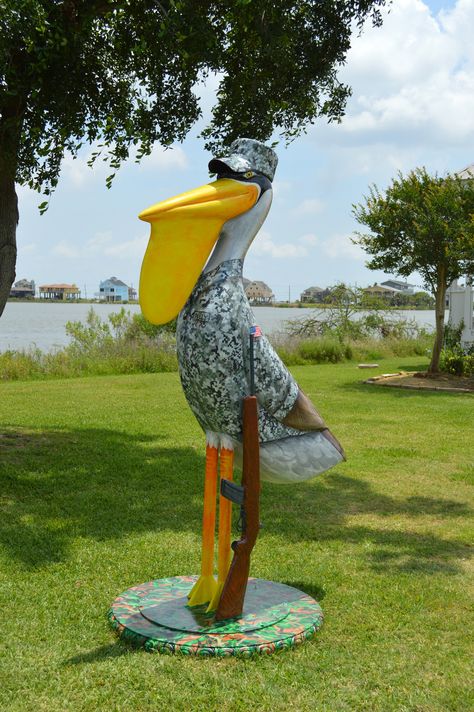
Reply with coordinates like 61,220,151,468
215,329,261,621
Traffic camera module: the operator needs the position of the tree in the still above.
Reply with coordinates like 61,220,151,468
286,282,406,341
408,291,435,310
0,0,388,316
353,168,474,373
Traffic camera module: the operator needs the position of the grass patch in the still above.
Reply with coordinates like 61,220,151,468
0,358,473,710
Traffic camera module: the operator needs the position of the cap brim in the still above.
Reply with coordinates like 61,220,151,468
208,155,252,175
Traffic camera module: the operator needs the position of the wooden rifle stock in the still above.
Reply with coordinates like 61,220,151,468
215,395,260,620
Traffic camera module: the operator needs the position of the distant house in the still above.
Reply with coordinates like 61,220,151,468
39,283,80,300
381,279,416,294
128,285,138,302
362,284,402,298
245,280,275,304
9,278,35,299
456,164,474,180
300,286,329,303
98,276,129,302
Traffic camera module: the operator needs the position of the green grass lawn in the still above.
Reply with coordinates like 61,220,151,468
1,357,473,711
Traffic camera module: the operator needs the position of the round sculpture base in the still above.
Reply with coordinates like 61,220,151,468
108,576,323,658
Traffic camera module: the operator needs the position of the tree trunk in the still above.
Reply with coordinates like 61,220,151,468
428,268,447,374
0,159,18,318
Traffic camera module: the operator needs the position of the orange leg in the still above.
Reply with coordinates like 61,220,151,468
207,447,234,612
188,444,218,606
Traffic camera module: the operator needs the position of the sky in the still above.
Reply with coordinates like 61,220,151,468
15,0,471,302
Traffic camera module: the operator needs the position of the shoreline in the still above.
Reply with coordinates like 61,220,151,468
7,298,434,312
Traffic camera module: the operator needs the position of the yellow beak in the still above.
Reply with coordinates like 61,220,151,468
139,178,259,325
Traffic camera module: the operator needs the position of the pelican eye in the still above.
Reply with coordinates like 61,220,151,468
244,171,255,179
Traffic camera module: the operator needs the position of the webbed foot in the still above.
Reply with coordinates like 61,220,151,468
187,575,217,607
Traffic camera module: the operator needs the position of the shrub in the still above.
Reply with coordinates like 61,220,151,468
298,338,350,363
440,348,474,377
0,349,43,380
440,349,464,376
443,322,464,350
440,321,474,377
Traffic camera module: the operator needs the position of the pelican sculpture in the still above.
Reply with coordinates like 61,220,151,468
139,138,345,612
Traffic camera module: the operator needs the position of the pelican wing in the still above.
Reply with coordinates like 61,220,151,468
252,334,325,431
281,388,326,431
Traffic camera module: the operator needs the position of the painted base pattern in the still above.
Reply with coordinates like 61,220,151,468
108,576,323,658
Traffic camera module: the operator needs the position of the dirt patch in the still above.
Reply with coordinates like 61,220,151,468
364,371,474,393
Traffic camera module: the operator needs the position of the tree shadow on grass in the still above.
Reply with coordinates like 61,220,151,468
280,581,326,602
63,643,139,665
0,426,205,568
263,472,472,575
0,426,471,575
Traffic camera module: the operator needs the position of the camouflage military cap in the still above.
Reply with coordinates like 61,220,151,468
209,138,278,182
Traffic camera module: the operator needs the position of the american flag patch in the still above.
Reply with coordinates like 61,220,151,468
250,325,262,338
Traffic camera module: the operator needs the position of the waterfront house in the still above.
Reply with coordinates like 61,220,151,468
39,283,80,300
244,280,275,304
381,279,416,294
300,286,330,303
362,284,402,299
98,277,129,302
9,278,35,299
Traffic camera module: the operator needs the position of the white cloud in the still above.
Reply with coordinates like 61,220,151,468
16,184,39,204
272,180,292,196
313,0,474,149
86,231,113,251
139,145,188,171
86,231,148,259
293,198,324,215
102,234,148,258
321,234,366,261
60,150,103,187
52,240,80,258
20,242,37,255
250,230,309,259
298,233,319,246
51,231,147,261
60,142,188,189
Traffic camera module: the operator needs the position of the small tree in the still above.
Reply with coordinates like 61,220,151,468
0,0,388,317
353,168,474,373
286,282,406,341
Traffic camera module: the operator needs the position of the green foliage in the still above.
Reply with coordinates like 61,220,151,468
279,286,433,366
1,0,388,192
443,321,464,350
407,291,435,309
440,321,474,377
353,169,474,292
440,349,474,377
352,168,474,372
297,337,353,363
285,282,429,344
275,332,432,366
